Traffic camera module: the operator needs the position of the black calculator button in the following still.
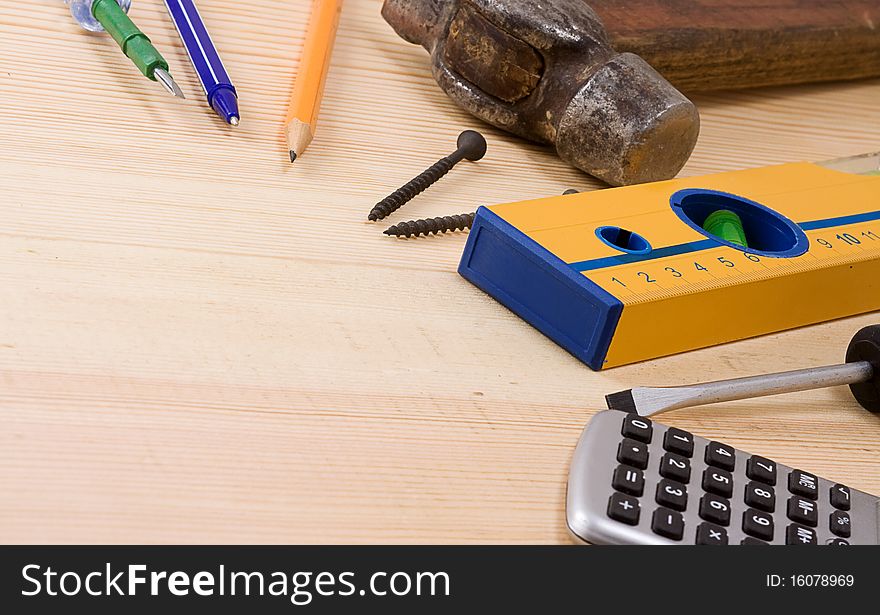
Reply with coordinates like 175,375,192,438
786,524,817,545
744,481,776,513
743,508,774,541
827,538,849,546
788,470,818,500
787,496,818,527
705,441,736,471
659,452,691,483
617,438,649,470
830,484,851,511
607,492,640,525
663,428,694,457
652,507,684,540
829,510,851,538
612,464,644,497
621,414,653,443
746,455,777,486
699,494,731,526
702,467,734,498
655,479,688,511
695,522,728,545
741,537,769,545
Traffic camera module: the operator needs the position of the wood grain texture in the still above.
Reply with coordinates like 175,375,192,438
1,0,879,544
592,0,880,90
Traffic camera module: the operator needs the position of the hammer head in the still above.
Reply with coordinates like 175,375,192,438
382,0,700,186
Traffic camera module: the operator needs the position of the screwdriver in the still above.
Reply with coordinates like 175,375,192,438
606,325,880,417
65,0,185,98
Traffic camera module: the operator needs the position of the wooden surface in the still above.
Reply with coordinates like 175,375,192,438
594,0,880,90
1,0,879,544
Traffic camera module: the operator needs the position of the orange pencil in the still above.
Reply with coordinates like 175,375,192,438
286,0,343,163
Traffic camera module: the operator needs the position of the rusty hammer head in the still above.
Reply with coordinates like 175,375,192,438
382,0,700,186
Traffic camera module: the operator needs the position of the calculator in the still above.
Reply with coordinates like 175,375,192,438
566,410,879,545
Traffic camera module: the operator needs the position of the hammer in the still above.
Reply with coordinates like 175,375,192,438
382,0,880,186
383,0,700,186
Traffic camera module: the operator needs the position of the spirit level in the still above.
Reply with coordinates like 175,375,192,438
459,153,880,369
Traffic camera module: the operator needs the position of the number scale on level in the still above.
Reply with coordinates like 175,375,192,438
583,217,880,304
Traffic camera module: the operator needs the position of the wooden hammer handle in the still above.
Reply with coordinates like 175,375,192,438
590,0,880,90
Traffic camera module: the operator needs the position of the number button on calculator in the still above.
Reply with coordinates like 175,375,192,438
746,456,777,485
702,468,734,498
699,494,731,526
660,453,690,483
743,508,774,541
663,428,694,457
705,442,736,471
621,415,653,443
565,411,880,545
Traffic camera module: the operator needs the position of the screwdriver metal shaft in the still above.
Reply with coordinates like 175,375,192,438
607,361,874,417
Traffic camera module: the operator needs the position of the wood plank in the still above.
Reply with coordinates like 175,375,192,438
0,0,878,543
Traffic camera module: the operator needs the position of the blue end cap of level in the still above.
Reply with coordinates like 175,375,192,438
458,207,623,370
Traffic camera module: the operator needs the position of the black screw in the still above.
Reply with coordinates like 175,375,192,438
381,189,581,239
368,130,487,221
384,212,476,238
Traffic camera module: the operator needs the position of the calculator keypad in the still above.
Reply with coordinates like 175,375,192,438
566,411,879,545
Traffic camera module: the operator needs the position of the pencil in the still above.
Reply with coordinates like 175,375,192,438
286,0,343,163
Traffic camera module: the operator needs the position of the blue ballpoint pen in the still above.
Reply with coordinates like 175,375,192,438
163,0,240,125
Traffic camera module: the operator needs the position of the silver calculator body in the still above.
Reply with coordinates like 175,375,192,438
566,410,880,545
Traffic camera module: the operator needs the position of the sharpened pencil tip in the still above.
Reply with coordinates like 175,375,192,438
154,68,186,99
289,151,297,163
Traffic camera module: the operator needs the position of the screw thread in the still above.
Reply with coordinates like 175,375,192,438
384,212,476,238
368,155,458,221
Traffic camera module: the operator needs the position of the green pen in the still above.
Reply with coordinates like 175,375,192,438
65,0,185,98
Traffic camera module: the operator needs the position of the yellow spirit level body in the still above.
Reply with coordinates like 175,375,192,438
459,161,880,368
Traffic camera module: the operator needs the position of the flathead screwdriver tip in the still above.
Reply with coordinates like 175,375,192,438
154,68,186,99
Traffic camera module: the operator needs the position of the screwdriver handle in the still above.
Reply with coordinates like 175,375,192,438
846,324,880,412
65,0,131,32
91,0,169,80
